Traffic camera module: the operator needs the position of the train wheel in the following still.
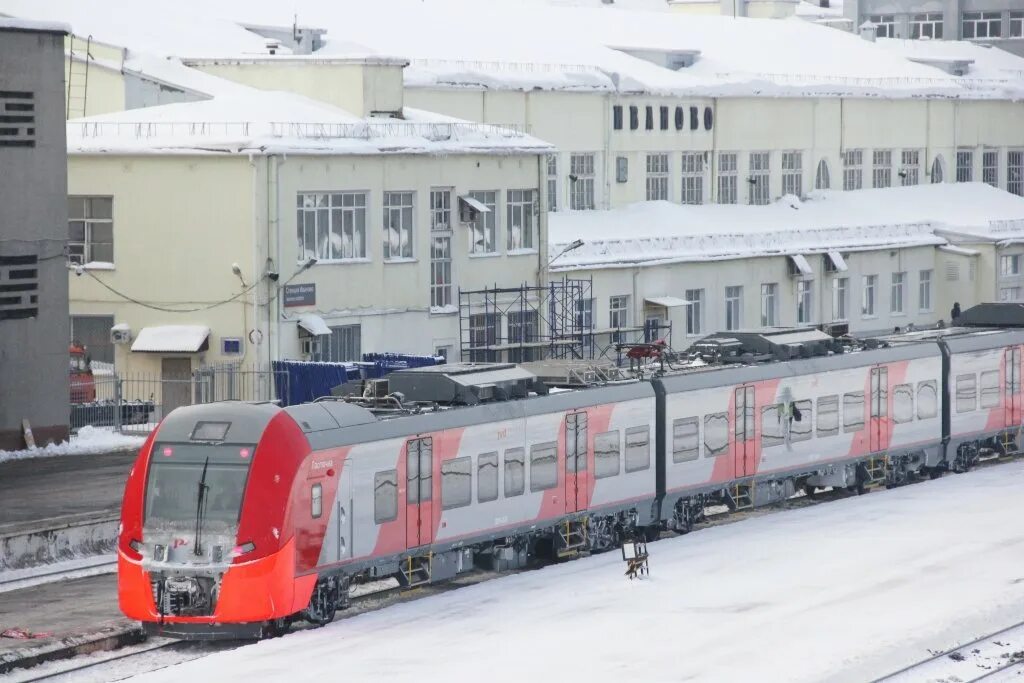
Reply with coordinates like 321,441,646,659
804,485,816,499
263,617,291,638
587,517,616,553
303,578,339,627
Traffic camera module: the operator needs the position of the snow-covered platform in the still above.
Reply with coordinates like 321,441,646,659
132,461,1024,683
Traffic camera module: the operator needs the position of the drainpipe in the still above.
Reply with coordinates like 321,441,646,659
249,153,260,365
269,154,285,367
537,151,547,289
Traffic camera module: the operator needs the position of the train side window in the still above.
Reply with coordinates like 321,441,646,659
956,374,977,413
504,448,525,497
672,418,700,462
477,452,498,503
311,483,322,519
441,456,472,510
791,400,813,442
704,412,728,457
373,469,398,524
530,442,558,492
817,395,839,437
980,370,1000,409
843,392,865,433
917,380,938,419
893,384,914,424
594,430,621,478
624,425,651,472
761,405,784,448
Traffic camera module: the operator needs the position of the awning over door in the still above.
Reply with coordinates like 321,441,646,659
131,325,210,353
297,313,331,336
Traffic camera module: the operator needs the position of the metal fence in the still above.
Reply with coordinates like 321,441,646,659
70,364,289,436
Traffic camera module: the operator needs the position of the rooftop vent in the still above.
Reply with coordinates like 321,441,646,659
386,363,548,405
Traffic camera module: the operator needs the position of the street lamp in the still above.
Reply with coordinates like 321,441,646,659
547,238,585,268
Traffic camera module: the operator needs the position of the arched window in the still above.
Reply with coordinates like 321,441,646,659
815,158,831,190
931,155,945,183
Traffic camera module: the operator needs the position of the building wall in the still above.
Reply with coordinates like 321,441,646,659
0,26,70,448
559,244,948,353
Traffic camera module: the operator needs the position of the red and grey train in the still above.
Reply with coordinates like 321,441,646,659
118,321,1024,639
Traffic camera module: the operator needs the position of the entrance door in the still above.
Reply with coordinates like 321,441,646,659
405,437,434,549
160,358,191,418
734,386,755,477
565,412,588,513
1006,347,1022,428
869,366,889,453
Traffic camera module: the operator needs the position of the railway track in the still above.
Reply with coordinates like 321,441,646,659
873,620,1024,682
13,453,1021,681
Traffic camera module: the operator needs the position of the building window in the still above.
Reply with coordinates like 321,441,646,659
469,313,500,362
70,315,115,364
956,149,973,183
612,105,623,130
685,289,704,336
1008,150,1023,196
468,191,497,254
1012,11,1024,37
717,152,738,204
873,150,892,188
919,270,933,312
609,295,630,343
569,153,596,210
760,283,778,327
546,154,558,212
983,150,999,187
506,189,536,251
576,298,594,334
67,196,114,265
629,106,639,130
430,190,452,309
646,153,669,201
1001,287,1022,302
862,275,877,317
645,106,654,130
963,11,1001,38
297,192,366,261
797,280,813,324
681,152,704,205
660,106,669,130
901,150,920,185
843,150,863,191
383,191,414,260
748,152,770,205
1001,254,1021,276
832,277,848,321
725,286,742,331
931,156,945,183
314,324,361,362
911,13,944,38
891,272,906,315
781,151,802,197
869,14,896,37
507,310,539,363
815,158,830,190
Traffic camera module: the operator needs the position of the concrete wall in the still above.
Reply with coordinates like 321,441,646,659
0,26,70,449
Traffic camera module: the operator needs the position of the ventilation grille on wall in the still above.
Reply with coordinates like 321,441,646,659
0,255,39,319
0,91,36,148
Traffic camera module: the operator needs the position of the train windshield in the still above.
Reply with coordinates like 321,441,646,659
145,443,255,526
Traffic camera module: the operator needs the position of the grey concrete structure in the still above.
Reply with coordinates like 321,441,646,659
845,0,1024,56
0,19,71,449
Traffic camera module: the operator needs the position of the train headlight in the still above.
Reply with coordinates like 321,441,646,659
230,541,256,558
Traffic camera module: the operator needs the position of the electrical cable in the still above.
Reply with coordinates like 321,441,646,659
81,268,259,313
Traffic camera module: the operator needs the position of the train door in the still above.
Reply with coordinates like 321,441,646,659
869,366,889,453
405,436,434,549
734,386,756,477
1005,347,1022,428
564,411,589,513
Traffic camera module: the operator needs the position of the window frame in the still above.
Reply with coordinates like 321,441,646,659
703,412,729,457
569,153,596,211
781,151,802,197
594,430,621,478
441,456,473,510
311,482,323,519
718,152,738,205
477,451,499,503
681,151,704,205
504,447,526,497
67,196,114,266
373,469,398,524
624,425,651,473
956,373,977,413
529,442,558,492
296,191,367,262
506,189,537,251
467,190,498,255
646,153,669,202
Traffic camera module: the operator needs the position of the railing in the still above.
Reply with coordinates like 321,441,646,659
713,72,1011,90
408,57,607,76
72,120,528,140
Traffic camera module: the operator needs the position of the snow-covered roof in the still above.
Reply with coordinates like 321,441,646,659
0,16,69,33
66,90,552,156
876,38,1024,83
549,183,1024,270
131,325,211,353
3,0,1022,100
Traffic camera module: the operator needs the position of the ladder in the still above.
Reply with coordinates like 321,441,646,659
731,481,753,510
399,553,432,588
66,34,92,119
556,519,588,558
865,457,886,484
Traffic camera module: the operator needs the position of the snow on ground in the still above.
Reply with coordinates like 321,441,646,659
549,183,1024,269
0,426,144,464
129,461,1024,683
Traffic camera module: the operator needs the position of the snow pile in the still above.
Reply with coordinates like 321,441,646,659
129,461,1024,683
0,426,144,463
549,184,1024,269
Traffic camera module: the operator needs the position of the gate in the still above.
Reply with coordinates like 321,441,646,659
869,366,889,453
565,412,588,513
405,437,434,549
734,386,756,477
